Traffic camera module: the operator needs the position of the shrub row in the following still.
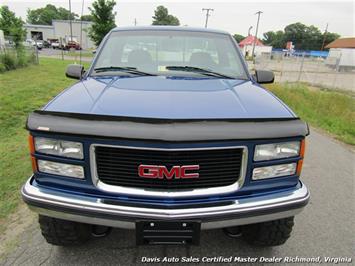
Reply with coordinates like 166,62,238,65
0,48,37,73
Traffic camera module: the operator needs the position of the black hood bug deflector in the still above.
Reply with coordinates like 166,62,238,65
26,110,309,141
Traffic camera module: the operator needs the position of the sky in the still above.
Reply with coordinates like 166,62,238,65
0,0,354,37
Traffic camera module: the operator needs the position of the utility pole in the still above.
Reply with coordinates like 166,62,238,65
202,8,214,28
321,23,328,51
251,11,263,61
79,0,84,65
68,0,73,42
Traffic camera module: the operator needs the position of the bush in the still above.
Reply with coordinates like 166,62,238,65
0,62,6,73
0,53,17,70
27,52,37,64
16,49,28,67
0,47,36,72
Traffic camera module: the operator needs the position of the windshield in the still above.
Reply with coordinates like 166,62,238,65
92,30,248,79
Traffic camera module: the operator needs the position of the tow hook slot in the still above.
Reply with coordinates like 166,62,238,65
223,226,242,238
136,221,201,245
91,225,112,237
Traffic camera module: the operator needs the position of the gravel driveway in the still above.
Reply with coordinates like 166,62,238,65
0,129,354,266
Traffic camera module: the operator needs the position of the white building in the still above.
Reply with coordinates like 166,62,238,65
325,38,355,70
24,20,94,49
238,35,272,58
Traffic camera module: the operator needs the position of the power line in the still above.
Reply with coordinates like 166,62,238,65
251,11,263,62
202,8,214,28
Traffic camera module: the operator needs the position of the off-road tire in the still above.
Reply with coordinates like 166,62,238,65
241,217,294,246
39,215,92,246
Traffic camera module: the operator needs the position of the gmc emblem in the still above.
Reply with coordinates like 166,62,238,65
138,165,200,179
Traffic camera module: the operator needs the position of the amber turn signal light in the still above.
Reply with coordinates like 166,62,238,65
296,139,306,175
28,135,37,172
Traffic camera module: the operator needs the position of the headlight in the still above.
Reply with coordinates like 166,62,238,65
254,141,300,161
34,137,83,159
37,160,84,178
252,163,297,180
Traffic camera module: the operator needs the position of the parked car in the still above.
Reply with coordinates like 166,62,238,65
48,39,60,49
35,40,43,50
25,39,42,50
43,40,51,48
65,41,81,50
22,26,309,247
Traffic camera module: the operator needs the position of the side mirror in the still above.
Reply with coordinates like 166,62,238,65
66,64,84,79
254,70,274,84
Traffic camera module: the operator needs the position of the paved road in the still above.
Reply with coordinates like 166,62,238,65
1,129,354,266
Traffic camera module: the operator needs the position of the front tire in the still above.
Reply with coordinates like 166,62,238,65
39,215,92,246
241,217,294,246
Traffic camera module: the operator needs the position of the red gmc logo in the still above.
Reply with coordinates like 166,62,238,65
138,165,200,179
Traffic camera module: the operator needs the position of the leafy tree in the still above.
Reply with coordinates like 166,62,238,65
88,0,117,46
0,6,26,48
27,4,77,25
152,6,180,26
233,34,245,43
283,22,308,49
323,32,340,49
262,30,285,48
80,14,94,22
262,23,340,50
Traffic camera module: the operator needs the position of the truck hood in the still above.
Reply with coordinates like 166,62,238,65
44,76,294,119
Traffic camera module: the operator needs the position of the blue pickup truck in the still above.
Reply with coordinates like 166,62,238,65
22,26,309,247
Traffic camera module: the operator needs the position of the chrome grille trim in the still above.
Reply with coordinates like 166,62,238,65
90,144,248,198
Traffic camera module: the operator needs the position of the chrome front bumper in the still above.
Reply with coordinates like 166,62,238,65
22,177,309,230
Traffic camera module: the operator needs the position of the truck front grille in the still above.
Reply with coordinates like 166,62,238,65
94,146,244,190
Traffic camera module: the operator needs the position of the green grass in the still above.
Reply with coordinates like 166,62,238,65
66,51,94,58
0,58,89,219
266,83,355,145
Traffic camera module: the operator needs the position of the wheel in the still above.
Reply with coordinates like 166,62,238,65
38,215,92,246
241,217,294,246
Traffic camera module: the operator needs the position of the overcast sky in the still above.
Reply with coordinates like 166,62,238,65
1,0,354,37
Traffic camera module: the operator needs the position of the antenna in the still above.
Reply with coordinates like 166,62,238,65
79,0,84,65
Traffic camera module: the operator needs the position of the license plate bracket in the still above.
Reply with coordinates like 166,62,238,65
136,220,201,245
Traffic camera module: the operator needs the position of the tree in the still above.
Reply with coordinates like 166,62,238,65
80,14,94,22
88,0,117,46
262,30,285,49
152,6,180,26
233,34,245,43
0,6,26,48
323,32,340,49
262,23,340,50
27,4,77,25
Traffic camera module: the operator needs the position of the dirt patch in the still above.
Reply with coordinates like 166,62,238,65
0,203,36,259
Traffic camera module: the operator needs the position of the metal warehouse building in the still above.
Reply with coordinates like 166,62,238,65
24,20,94,49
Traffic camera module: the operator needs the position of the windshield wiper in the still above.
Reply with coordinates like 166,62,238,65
166,66,235,79
93,66,156,76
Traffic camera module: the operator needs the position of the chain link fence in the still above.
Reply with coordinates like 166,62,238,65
0,36,38,72
249,52,355,92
